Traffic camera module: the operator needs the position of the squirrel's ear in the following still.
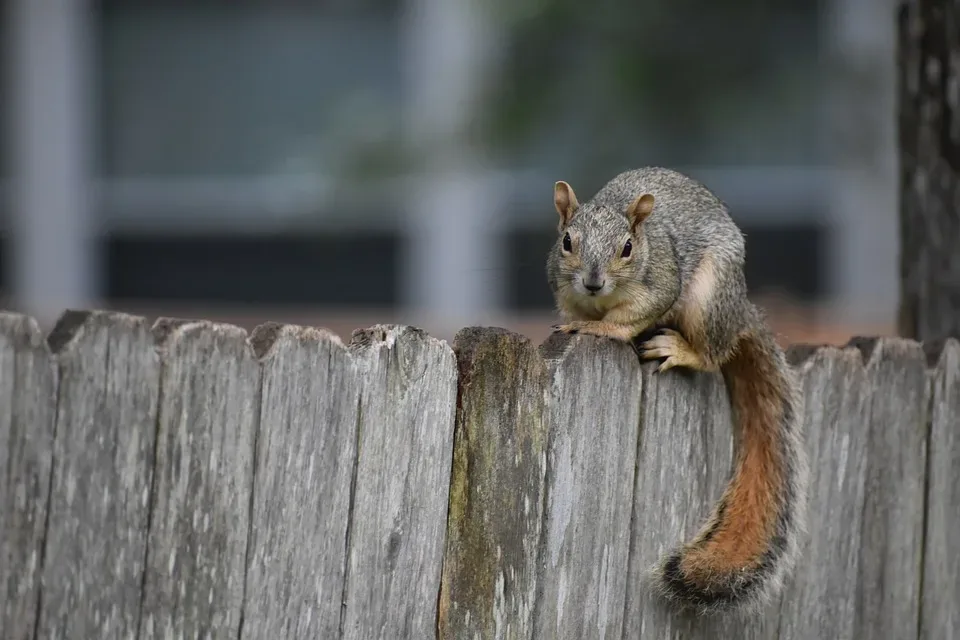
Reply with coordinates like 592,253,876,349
626,193,655,233
554,181,579,229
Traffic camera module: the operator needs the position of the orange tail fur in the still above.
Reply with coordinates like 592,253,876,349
656,328,807,614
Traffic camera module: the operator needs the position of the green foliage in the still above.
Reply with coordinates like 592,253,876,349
476,0,818,162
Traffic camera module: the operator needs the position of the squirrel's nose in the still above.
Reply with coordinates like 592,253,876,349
583,280,605,293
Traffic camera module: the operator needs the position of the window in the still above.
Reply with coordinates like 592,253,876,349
98,1,403,232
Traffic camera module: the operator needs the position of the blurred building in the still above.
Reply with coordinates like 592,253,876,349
0,0,898,342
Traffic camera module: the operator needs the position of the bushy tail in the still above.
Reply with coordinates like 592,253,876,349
655,325,807,615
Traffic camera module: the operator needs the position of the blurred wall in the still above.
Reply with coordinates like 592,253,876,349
0,0,898,340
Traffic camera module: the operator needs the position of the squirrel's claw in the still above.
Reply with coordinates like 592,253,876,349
656,356,681,373
551,323,580,335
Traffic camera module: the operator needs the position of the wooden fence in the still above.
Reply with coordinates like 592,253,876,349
1,309,958,640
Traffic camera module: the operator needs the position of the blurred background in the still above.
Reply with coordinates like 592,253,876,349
0,0,899,345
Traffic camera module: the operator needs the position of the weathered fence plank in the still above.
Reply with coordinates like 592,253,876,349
920,338,960,640
0,313,56,640
777,344,870,639
854,338,927,640
340,325,458,640
241,323,360,639
38,311,160,639
438,328,548,640
622,363,756,639
139,320,260,639
533,335,641,640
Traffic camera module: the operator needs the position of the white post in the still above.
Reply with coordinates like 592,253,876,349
822,0,899,328
4,0,97,325
399,0,503,334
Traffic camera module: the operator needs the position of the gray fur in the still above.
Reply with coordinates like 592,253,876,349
547,167,744,298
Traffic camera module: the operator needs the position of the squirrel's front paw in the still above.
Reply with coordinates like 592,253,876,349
552,322,582,335
640,328,696,372
551,321,635,342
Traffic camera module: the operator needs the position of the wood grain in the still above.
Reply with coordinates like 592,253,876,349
532,334,641,640
38,310,160,639
438,327,548,640
1,307,957,640
0,313,57,640
920,338,960,639
340,325,458,640
853,338,927,640
621,361,766,640
139,319,260,639
777,345,870,639
241,323,360,639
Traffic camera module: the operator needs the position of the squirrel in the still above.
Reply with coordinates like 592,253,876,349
545,166,808,615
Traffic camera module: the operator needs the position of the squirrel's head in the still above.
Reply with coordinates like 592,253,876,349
550,180,655,300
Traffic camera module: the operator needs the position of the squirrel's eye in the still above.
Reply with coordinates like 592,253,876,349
621,239,632,258
562,232,572,253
